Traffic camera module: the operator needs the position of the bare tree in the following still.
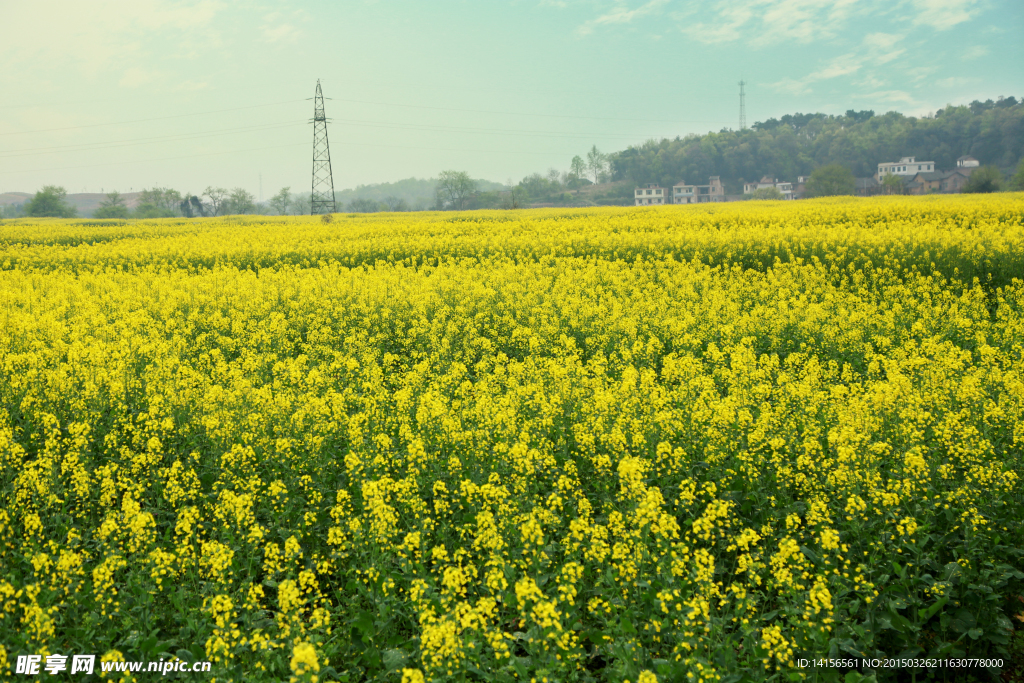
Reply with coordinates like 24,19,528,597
435,170,476,210
382,195,408,212
203,186,228,216
501,178,527,209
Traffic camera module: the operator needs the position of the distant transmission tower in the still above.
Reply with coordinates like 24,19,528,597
310,80,336,214
738,80,747,131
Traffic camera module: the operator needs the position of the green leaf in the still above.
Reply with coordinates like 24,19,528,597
967,627,983,640
382,649,407,671
800,546,822,566
353,611,375,636
917,594,949,621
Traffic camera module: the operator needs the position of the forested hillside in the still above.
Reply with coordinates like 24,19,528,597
610,98,1023,192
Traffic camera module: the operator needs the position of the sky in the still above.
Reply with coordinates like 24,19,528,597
1,0,1021,198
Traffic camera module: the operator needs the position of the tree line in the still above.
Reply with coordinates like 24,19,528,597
4,97,1021,220
608,98,1024,192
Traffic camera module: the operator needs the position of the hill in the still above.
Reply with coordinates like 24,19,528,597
333,177,506,211
609,97,1023,192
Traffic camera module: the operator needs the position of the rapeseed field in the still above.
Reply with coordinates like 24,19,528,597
1,195,1022,682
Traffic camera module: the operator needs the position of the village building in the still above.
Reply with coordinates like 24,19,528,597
794,176,810,198
672,176,726,203
877,156,935,177
855,177,881,196
742,176,794,199
903,169,973,194
634,183,666,206
957,155,980,169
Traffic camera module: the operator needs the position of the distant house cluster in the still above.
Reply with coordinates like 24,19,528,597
861,155,980,195
635,177,725,206
742,176,794,199
634,154,985,205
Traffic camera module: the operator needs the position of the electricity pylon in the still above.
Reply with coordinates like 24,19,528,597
738,80,747,131
310,80,336,214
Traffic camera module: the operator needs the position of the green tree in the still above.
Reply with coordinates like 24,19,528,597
748,187,784,200
347,198,382,213
134,187,182,218
805,164,856,197
435,170,476,210
223,188,256,214
881,173,905,195
1,202,25,219
587,145,607,184
1012,159,1024,191
93,191,130,219
269,187,292,215
291,193,311,216
962,166,1003,193
382,196,408,212
570,155,586,181
26,185,76,218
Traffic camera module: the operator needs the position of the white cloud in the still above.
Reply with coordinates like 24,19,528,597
0,1,226,82
767,32,917,96
119,67,162,88
962,45,989,60
263,23,301,43
911,0,981,30
577,0,669,35
864,89,915,104
935,76,972,88
680,0,861,46
769,77,812,95
907,66,937,82
855,75,887,89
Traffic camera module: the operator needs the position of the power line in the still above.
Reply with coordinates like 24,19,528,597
0,115,703,161
0,121,306,158
0,95,728,140
0,142,308,176
0,99,308,137
0,134,594,177
330,95,725,125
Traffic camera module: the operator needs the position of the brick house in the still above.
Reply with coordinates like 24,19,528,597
672,176,726,203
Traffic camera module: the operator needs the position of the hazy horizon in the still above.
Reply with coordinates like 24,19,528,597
2,0,1021,198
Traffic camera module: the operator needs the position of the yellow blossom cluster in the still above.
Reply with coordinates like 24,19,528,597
1,196,1022,681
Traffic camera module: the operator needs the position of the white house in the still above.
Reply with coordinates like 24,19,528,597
878,156,934,176
957,155,979,168
635,184,665,206
743,176,794,199
672,176,725,204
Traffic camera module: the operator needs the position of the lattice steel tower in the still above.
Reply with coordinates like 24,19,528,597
738,80,747,131
310,80,336,214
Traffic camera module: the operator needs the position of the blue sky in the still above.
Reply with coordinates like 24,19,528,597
1,0,1021,197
